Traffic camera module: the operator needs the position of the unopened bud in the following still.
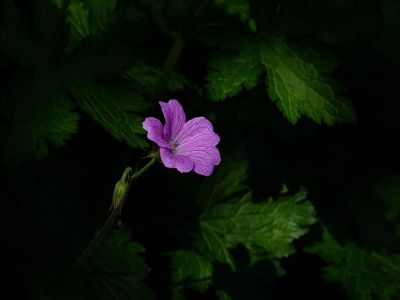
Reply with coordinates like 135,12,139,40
111,167,133,213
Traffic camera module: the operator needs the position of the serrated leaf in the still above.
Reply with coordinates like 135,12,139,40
86,0,117,34
64,35,137,80
66,0,117,44
82,226,154,299
124,63,189,96
198,189,316,268
206,41,263,101
206,36,356,125
0,0,69,68
67,1,91,41
66,75,150,149
169,250,213,292
169,160,316,296
216,290,233,300
215,0,255,31
0,72,79,165
198,159,249,210
373,176,400,237
28,226,155,300
306,228,400,300
260,37,356,125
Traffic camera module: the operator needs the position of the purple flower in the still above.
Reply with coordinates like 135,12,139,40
143,99,221,176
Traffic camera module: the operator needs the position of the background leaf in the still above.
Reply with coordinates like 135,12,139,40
306,227,400,300
0,71,79,164
169,160,316,296
28,226,155,300
169,250,213,292
260,37,356,125
206,35,356,125
66,75,150,149
206,40,262,101
198,189,316,267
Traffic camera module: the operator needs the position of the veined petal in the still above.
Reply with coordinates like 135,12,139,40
174,117,221,176
160,99,186,141
142,117,170,148
160,148,194,173
175,117,220,148
178,144,221,176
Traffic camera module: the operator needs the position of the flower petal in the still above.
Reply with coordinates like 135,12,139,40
175,117,220,148
142,117,170,148
160,148,194,173
178,145,221,176
174,117,221,176
159,99,186,141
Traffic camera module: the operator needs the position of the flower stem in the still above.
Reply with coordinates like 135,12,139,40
130,156,157,180
73,157,157,271
153,34,185,100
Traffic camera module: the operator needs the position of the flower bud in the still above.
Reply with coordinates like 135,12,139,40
111,167,133,213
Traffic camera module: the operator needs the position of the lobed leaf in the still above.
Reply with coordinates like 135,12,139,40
206,41,263,101
169,250,213,292
0,72,79,165
306,228,400,300
66,75,150,149
206,35,356,125
260,37,356,125
28,226,155,300
170,160,317,294
198,189,316,267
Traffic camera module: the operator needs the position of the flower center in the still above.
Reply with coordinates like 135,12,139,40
169,139,178,153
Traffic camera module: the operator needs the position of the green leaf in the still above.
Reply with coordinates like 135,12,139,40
198,159,249,210
260,37,356,125
28,226,155,300
306,228,400,300
169,160,317,295
66,75,150,149
67,1,91,42
373,176,400,238
0,72,79,164
198,188,317,268
124,63,189,96
64,35,138,80
216,290,233,300
169,250,213,292
215,0,256,31
206,36,356,125
86,0,117,34
0,0,69,68
66,0,117,43
206,41,263,101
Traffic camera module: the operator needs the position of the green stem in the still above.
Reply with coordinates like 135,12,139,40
153,34,185,100
73,211,118,270
73,157,157,271
129,157,157,181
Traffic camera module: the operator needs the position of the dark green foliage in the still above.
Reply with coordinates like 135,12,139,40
0,0,150,164
207,41,263,101
260,37,356,125
206,35,356,125
373,176,400,238
66,76,150,148
28,227,154,300
0,71,79,162
169,250,213,291
124,63,189,96
169,161,316,296
306,228,400,300
198,189,316,266
2,0,400,299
